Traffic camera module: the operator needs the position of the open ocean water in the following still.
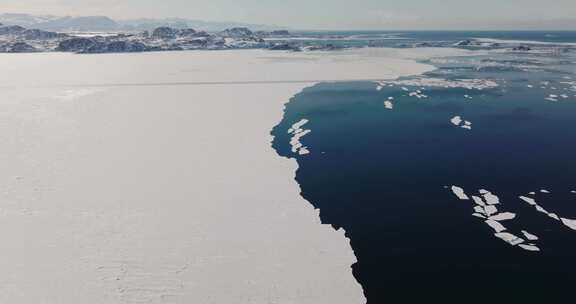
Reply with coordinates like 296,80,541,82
272,32,576,303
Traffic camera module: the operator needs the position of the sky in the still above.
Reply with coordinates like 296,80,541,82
1,0,575,30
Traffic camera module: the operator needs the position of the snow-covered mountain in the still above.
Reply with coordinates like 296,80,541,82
0,13,286,32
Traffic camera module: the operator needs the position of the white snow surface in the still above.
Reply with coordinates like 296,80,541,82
0,49,438,303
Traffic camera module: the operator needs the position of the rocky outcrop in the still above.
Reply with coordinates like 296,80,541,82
56,37,98,52
0,24,64,40
84,41,149,53
0,42,36,52
0,24,336,54
151,26,179,39
512,45,532,51
219,27,254,38
0,25,26,35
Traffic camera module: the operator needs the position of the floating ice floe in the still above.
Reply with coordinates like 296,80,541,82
288,119,312,156
545,94,559,102
485,219,506,233
527,84,534,88
464,94,472,99
450,187,539,252
384,100,393,110
480,189,500,205
450,116,463,126
495,232,525,246
408,90,428,99
522,230,539,241
519,196,537,205
450,115,473,130
519,193,576,231
380,77,498,90
519,244,540,252
383,97,394,109
540,189,550,193
489,212,516,221
451,186,469,200
561,218,576,230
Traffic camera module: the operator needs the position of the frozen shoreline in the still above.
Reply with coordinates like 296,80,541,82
0,48,438,303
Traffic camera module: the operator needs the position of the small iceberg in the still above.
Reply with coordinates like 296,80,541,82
494,232,524,246
288,119,312,156
450,115,473,130
522,230,539,241
384,97,394,110
519,244,540,252
451,186,469,200
489,212,516,221
561,218,576,230
485,219,507,233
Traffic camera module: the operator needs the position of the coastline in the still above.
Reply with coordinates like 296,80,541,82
0,49,437,303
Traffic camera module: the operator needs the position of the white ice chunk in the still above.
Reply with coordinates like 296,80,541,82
521,230,539,241
451,186,469,200
471,196,486,206
489,212,516,221
472,213,487,219
384,100,394,109
474,206,486,215
535,205,549,214
519,244,540,252
540,189,550,193
519,196,537,205
495,232,524,246
289,119,312,155
292,119,309,130
481,191,500,205
484,205,498,217
485,219,507,233
450,116,463,126
548,213,560,221
561,218,576,230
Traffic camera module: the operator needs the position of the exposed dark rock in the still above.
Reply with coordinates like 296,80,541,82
84,40,149,53
178,28,197,37
0,42,36,52
219,27,254,38
21,29,65,40
0,25,26,35
512,45,532,51
454,39,474,46
270,30,290,36
151,26,179,39
268,42,301,51
56,37,98,52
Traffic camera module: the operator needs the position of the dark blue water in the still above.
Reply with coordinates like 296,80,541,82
272,33,576,303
